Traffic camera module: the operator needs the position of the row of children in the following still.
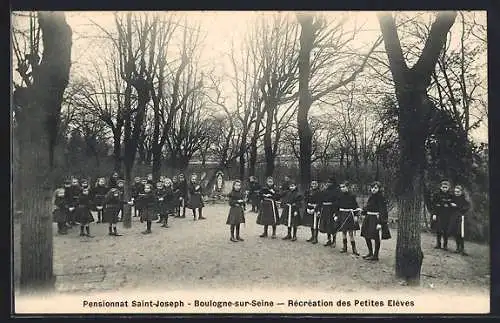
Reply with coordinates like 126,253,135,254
229,176,471,259
52,172,208,237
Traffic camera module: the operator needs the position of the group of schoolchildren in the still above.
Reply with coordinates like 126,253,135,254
52,172,207,237
228,175,471,260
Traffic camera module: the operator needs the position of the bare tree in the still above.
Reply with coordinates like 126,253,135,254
378,11,457,285
296,12,381,189
13,11,72,293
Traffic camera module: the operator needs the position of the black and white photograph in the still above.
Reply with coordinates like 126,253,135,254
11,10,489,314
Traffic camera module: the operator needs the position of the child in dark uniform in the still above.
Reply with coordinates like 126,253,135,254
163,178,177,219
131,176,143,217
76,187,95,237
92,177,108,223
68,177,82,226
53,188,68,235
279,182,303,241
109,171,119,189
117,179,125,221
155,181,169,228
247,176,261,213
319,177,340,247
360,181,391,261
303,180,322,244
431,179,454,250
188,174,205,221
138,184,157,234
256,177,279,239
176,174,188,218
226,180,246,242
336,181,361,255
103,188,123,236
451,184,471,255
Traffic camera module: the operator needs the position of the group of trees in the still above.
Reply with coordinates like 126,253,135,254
12,11,488,292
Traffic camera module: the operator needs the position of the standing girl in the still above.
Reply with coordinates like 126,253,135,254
256,177,279,239
430,179,454,250
103,188,124,236
336,181,361,256
188,174,205,221
360,181,391,261
319,177,340,247
450,184,471,255
138,183,157,234
76,187,95,237
53,188,68,235
163,178,177,219
226,180,246,242
279,181,303,241
303,180,322,244
155,181,169,228
131,176,143,217
177,174,188,218
92,177,108,223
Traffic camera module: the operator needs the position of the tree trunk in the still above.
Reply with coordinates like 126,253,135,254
113,131,122,172
263,106,275,178
238,135,247,181
378,11,457,284
18,11,72,294
297,15,314,191
248,135,258,177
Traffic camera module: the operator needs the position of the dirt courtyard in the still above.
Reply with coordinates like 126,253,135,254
13,204,490,300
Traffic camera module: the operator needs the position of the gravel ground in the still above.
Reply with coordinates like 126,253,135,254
13,204,490,296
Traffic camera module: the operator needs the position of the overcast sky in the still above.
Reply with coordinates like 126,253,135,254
12,11,488,143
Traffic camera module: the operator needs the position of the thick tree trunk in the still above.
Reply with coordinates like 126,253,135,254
238,135,247,180
378,11,456,284
113,131,122,172
297,15,314,191
263,106,275,177
18,11,72,294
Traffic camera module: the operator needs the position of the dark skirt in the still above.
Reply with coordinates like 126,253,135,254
52,208,67,223
92,195,106,211
301,204,319,227
103,206,120,224
226,206,246,225
361,213,379,239
279,205,301,227
319,205,336,234
256,199,279,226
188,194,204,209
337,210,360,232
76,206,95,225
431,213,452,235
140,207,159,222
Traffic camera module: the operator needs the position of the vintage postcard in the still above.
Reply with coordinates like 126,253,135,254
11,10,489,315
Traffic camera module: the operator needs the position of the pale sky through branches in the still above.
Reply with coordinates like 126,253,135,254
11,10,488,143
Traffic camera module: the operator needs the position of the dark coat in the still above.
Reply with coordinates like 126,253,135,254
430,190,455,234
256,186,279,226
137,191,158,222
76,193,95,224
450,194,471,238
103,189,124,224
318,184,339,234
336,191,361,232
279,189,303,227
53,195,68,223
91,185,108,211
248,182,261,205
302,188,322,228
226,190,246,225
361,192,391,240
187,183,204,209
